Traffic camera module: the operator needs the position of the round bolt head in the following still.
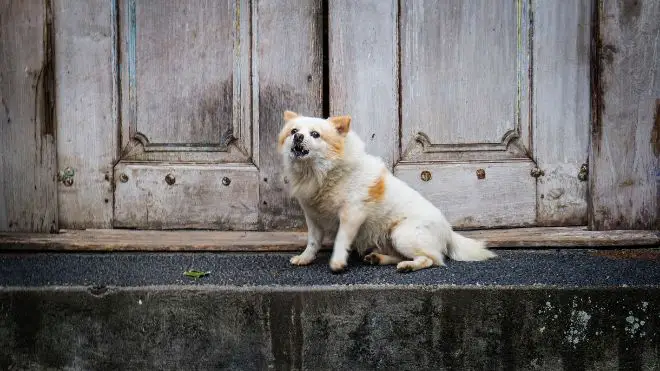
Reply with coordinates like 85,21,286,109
165,173,176,185
420,171,432,182
63,178,74,187
119,173,129,183
530,167,545,178
577,163,589,181
222,177,231,186
476,168,486,179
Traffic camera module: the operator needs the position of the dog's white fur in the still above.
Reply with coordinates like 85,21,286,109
278,111,496,272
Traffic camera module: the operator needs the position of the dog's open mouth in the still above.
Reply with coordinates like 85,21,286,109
291,145,309,158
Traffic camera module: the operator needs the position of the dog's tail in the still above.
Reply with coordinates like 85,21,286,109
447,231,496,261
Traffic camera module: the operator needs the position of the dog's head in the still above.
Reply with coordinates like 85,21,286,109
278,110,352,163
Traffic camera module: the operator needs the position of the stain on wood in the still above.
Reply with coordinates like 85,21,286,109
589,0,659,230
0,227,657,252
0,0,58,232
255,0,323,230
618,0,641,25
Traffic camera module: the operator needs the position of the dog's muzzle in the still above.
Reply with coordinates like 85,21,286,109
291,143,309,158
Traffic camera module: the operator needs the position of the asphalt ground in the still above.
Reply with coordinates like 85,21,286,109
0,248,658,287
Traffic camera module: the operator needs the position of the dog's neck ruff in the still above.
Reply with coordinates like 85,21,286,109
287,158,356,201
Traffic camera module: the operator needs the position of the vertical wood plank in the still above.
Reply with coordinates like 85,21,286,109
590,0,659,230
533,0,591,226
53,0,118,229
0,0,58,232
329,0,398,168
255,0,323,230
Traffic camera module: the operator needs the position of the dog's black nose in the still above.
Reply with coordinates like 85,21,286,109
293,132,304,143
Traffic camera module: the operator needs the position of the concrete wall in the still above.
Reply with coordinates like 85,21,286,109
1,286,658,370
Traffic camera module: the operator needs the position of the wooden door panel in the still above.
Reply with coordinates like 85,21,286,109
114,0,256,229
395,0,535,228
114,164,258,229
120,0,251,162
401,0,525,158
134,1,234,146
400,0,530,163
395,162,536,229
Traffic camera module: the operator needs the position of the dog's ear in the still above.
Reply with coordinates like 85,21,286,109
284,110,298,122
328,115,351,136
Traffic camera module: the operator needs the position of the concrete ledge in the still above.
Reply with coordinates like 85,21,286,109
1,250,658,369
1,286,658,370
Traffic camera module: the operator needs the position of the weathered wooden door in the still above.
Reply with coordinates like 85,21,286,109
113,0,590,231
113,0,258,229
330,0,591,229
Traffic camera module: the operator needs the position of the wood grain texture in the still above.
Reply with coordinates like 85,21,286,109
255,0,323,230
400,0,530,162
590,0,660,230
329,0,398,168
394,161,536,229
114,163,259,230
533,0,591,226
1,227,656,251
53,0,117,229
0,0,58,232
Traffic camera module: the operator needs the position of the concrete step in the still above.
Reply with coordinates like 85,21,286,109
1,249,659,370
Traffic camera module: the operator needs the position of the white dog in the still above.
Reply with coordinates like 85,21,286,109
278,111,496,272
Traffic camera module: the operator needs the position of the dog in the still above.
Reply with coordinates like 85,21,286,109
278,110,496,272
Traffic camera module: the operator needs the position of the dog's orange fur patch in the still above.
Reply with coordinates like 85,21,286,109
367,170,387,202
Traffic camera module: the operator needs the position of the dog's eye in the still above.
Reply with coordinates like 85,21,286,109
310,131,320,138
290,128,298,135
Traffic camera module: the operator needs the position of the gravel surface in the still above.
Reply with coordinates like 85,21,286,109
1,248,659,287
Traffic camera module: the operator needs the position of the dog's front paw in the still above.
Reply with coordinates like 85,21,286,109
290,254,315,266
329,258,347,273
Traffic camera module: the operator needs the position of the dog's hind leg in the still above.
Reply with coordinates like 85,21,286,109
363,252,402,265
390,221,445,273
396,256,435,272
